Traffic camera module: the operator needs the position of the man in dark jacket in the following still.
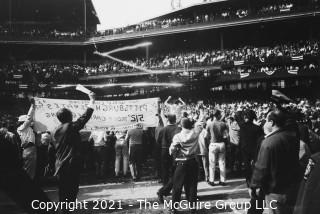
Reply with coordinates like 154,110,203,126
240,110,264,185
293,152,320,214
53,92,95,213
157,114,181,202
250,109,300,214
0,127,54,214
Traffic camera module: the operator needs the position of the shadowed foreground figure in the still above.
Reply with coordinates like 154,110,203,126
53,92,95,214
0,127,55,214
293,152,320,214
250,110,301,214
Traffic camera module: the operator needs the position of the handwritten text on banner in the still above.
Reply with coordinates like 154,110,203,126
34,97,159,131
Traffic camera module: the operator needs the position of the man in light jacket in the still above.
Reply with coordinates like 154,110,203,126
17,98,37,179
169,118,202,214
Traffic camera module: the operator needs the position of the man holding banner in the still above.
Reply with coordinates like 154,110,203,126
53,91,95,213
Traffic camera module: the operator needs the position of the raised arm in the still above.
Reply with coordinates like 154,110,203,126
164,96,172,106
72,92,95,131
160,104,168,126
178,97,186,106
17,98,35,131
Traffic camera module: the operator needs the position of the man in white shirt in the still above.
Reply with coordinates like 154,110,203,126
164,96,186,124
17,98,37,179
89,129,107,178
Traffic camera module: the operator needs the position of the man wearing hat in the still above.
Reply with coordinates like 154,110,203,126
0,127,55,214
17,98,37,179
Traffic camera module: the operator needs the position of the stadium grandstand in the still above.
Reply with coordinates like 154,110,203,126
0,0,320,101
0,0,99,41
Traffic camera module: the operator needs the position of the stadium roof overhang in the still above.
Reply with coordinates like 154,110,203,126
143,0,230,22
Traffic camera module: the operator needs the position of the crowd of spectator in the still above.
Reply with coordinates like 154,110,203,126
92,40,320,72
94,1,317,38
1,86,320,214
259,3,294,14
0,40,318,86
0,63,83,84
219,63,319,76
0,25,86,41
1,1,319,41
1,95,320,185
92,40,319,72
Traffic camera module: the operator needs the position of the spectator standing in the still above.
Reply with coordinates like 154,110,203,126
227,111,242,172
104,131,117,178
125,124,144,181
206,109,229,186
293,152,320,214
36,131,56,181
114,130,129,177
157,114,181,202
153,113,164,180
0,127,54,214
53,92,95,214
89,129,107,178
240,110,264,186
250,110,301,214
169,118,202,214
164,96,186,123
17,98,37,179
198,122,209,182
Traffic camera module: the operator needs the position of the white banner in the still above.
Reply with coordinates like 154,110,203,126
34,97,159,132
